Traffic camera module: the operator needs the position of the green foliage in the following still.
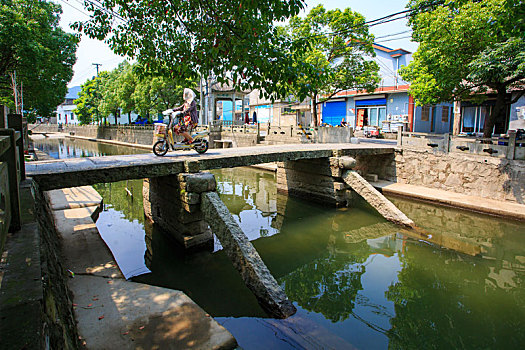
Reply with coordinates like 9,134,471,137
0,0,78,117
401,0,525,136
74,74,105,125
75,61,197,124
73,0,306,99
280,5,380,125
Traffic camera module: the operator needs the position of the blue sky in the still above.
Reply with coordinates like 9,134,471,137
53,0,417,87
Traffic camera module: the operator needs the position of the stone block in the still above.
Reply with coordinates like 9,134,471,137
338,156,357,169
333,182,346,191
177,172,217,193
180,191,201,205
364,173,378,182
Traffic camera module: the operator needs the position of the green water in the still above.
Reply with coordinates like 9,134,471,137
33,137,525,349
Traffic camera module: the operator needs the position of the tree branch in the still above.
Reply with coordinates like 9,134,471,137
503,75,525,86
316,88,345,105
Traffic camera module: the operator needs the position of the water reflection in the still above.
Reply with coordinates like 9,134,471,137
32,137,146,158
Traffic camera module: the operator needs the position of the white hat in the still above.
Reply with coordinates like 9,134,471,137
183,88,195,103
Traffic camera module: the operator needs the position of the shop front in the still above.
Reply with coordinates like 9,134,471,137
355,96,387,130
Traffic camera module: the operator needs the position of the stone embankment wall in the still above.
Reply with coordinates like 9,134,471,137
31,124,155,145
392,149,525,204
31,181,80,349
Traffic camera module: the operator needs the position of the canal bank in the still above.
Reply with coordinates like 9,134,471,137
18,135,525,348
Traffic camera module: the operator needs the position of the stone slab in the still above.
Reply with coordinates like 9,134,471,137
52,207,123,279
201,192,296,319
47,186,103,211
70,276,237,350
374,181,525,221
343,170,415,228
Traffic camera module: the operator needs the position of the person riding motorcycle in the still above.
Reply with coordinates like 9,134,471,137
168,88,198,144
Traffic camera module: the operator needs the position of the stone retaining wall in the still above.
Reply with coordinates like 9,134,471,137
31,181,80,349
392,149,525,204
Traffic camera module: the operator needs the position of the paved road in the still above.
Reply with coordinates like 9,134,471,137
27,143,394,191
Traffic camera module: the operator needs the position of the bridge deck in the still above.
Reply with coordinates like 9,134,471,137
26,143,394,191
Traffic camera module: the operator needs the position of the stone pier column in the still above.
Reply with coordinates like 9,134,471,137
143,172,216,250
276,157,350,207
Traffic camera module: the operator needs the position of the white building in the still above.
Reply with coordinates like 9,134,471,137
54,86,81,124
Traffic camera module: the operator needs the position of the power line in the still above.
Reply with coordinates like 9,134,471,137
374,30,412,40
375,35,413,44
55,0,91,18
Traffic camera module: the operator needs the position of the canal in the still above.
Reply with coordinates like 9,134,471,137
32,137,525,349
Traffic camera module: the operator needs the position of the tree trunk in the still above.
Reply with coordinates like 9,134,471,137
312,92,318,127
483,87,507,138
128,111,131,125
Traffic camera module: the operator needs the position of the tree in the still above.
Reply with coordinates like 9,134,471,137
73,0,307,99
0,0,77,117
74,74,106,125
401,0,525,137
114,62,137,124
281,5,380,126
133,75,197,118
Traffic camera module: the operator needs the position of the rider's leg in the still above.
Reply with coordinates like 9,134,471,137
181,131,193,143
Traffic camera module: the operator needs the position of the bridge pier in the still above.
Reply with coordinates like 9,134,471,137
276,157,352,207
143,171,296,318
143,173,216,251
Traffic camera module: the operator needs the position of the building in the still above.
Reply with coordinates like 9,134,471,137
54,86,81,125
323,43,453,134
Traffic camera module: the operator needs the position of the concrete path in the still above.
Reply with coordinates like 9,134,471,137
372,181,525,221
46,187,237,349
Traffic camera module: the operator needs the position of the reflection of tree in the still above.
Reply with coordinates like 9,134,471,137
93,179,145,225
280,241,371,323
212,167,276,216
386,242,525,349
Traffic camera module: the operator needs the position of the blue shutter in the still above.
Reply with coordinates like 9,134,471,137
322,101,346,126
355,98,387,106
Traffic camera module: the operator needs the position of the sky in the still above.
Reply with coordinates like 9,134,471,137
53,0,418,88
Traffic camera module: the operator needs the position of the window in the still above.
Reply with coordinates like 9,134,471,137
281,107,294,115
421,106,430,121
442,106,449,122
461,106,491,133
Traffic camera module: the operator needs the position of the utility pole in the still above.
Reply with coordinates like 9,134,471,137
92,63,102,76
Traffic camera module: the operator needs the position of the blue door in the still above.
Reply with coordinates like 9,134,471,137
322,101,346,126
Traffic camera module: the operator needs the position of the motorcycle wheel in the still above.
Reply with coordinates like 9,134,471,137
195,139,209,154
153,140,168,156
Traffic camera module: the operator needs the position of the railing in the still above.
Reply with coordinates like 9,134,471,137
205,121,261,135
0,127,24,247
397,126,524,160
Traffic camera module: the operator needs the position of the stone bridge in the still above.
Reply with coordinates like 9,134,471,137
27,143,410,319
26,143,393,190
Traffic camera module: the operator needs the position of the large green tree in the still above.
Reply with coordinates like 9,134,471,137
0,0,77,117
74,0,306,98
74,73,106,125
281,5,380,126
401,0,525,137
